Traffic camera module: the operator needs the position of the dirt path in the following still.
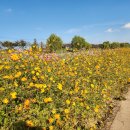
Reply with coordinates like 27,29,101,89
110,89,130,130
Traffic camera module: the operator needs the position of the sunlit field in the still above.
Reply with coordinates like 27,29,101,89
0,48,130,130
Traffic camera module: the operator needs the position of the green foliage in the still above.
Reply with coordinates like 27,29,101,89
0,49,130,129
46,34,63,52
71,36,90,50
1,40,27,49
2,41,14,49
120,43,130,48
31,39,39,52
97,42,130,49
110,42,120,49
15,40,27,48
101,41,111,49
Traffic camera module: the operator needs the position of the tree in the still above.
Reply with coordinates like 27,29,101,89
1,40,27,49
0,41,2,48
46,34,63,52
2,41,14,49
40,42,44,49
110,42,120,49
39,41,45,52
101,41,110,49
120,42,130,48
71,36,90,50
15,40,27,48
31,39,39,51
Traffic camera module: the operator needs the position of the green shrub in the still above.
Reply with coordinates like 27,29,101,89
120,43,130,48
46,34,63,52
110,42,120,49
71,36,90,50
101,41,111,49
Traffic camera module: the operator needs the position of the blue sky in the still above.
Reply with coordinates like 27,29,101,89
0,0,130,44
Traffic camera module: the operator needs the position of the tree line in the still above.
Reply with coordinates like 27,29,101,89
0,34,130,52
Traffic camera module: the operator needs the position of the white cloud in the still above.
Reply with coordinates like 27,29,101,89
106,28,113,32
65,28,81,34
106,28,120,33
65,22,122,35
5,8,13,13
123,23,130,29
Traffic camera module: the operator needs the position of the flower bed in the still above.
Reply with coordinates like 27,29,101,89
0,48,130,130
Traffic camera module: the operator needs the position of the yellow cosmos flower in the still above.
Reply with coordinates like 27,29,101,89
57,83,62,90
95,65,100,69
74,87,79,93
34,67,40,71
48,68,51,72
52,109,56,114
43,84,47,88
21,77,27,82
86,106,90,110
8,49,12,53
3,75,10,79
48,118,54,123
94,105,99,113
3,98,9,104
54,114,60,119
24,99,30,109
4,66,10,69
35,84,42,88
15,65,19,69
14,81,18,87
17,105,23,111
40,76,44,79
26,120,34,127
32,76,37,81
41,88,45,93
9,75,13,80
49,126,54,130
0,65,4,70
0,87,5,92
15,71,22,78
10,92,17,99
31,70,35,74
36,72,40,76
44,97,53,103
69,91,73,95
24,99,30,106
91,84,94,88
72,102,76,106
66,99,71,105
29,82,34,87
80,102,84,107
50,77,53,81
10,54,19,61
128,78,130,83
64,109,70,114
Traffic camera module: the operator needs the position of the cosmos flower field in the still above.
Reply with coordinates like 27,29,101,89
0,48,130,130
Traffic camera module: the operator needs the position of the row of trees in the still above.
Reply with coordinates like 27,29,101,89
0,34,130,52
0,40,27,49
98,41,130,49
46,34,91,52
0,34,91,52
